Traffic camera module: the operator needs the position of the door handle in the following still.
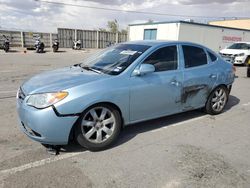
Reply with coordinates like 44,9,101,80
209,74,217,79
170,79,180,86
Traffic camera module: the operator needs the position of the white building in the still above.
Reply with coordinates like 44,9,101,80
128,21,250,52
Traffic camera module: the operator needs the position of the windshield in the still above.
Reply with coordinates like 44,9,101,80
227,43,250,50
81,44,150,75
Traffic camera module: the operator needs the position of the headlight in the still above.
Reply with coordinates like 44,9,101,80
26,92,68,109
236,53,245,57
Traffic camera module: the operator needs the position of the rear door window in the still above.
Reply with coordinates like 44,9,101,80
182,45,208,68
208,51,218,62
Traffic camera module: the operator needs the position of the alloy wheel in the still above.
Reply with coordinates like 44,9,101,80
80,107,116,143
211,88,227,112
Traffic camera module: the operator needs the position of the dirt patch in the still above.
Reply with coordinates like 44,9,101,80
176,145,248,188
0,139,9,145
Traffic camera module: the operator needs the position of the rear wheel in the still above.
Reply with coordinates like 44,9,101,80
76,45,81,50
205,86,228,115
75,104,121,151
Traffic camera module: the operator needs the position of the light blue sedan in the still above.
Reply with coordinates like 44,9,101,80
17,41,235,151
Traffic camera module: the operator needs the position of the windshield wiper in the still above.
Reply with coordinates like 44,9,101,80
81,65,102,74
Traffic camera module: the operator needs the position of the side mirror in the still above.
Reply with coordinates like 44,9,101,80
133,64,155,76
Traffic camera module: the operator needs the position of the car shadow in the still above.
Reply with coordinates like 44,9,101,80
115,110,207,148
6,49,19,53
234,64,246,67
113,95,240,150
53,50,66,53
224,95,240,112
60,95,240,153
60,143,87,153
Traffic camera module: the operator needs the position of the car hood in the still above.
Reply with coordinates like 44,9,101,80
21,65,110,94
220,49,248,55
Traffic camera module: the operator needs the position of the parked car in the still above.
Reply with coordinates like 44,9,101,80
17,41,235,151
219,42,250,65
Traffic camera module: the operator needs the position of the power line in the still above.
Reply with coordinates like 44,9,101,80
34,0,248,19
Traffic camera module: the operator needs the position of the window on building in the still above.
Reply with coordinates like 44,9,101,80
144,29,157,40
182,45,207,68
143,45,178,72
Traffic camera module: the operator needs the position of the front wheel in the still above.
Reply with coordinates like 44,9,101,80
205,86,228,115
76,44,81,50
75,104,122,151
247,66,250,77
244,57,250,66
4,46,9,52
53,46,58,52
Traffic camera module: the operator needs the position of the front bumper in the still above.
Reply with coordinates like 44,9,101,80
234,56,246,65
220,54,246,65
17,98,78,145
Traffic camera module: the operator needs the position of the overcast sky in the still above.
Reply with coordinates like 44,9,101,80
0,0,249,32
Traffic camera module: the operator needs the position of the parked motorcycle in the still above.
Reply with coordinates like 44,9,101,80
52,39,59,52
106,41,114,47
2,35,10,52
34,37,45,53
72,40,81,50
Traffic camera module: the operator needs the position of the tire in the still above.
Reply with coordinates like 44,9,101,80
76,45,81,50
205,86,228,115
4,46,9,52
247,67,250,77
75,104,122,151
244,57,250,66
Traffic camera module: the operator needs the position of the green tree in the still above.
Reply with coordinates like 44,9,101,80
107,19,119,33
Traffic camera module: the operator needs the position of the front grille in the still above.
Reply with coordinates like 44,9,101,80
221,53,232,57
220,53,235,63
18,87,26,101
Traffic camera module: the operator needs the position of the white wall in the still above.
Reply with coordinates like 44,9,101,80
157,23,179,40
129,23,179,41
178,23,249,52
178,23,222,51
129,22,250,52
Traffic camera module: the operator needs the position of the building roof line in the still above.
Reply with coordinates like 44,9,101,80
209,18,250,22
129,20,250,32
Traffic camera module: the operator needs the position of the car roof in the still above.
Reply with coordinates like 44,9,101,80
232,42,250,44
124,40,208,48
